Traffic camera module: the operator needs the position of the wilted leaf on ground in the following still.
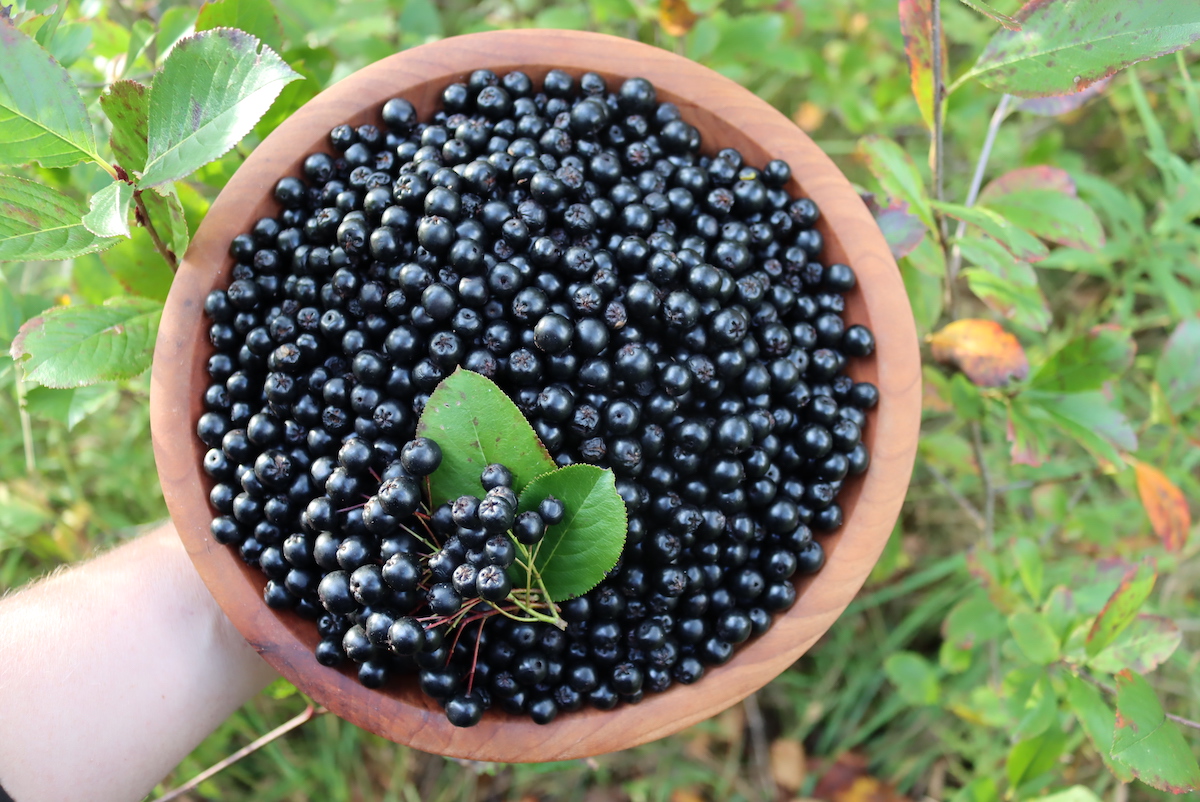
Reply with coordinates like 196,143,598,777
1155,316,1200,416
930,319,1029,387
1111,670,1200,793
812,752,913,802
769,738,806,792
1130,460,1191,553
979,165,1076,202
965,1,1200,98
899,0,946,131
658,0,699,36
1086,561,1156,657
874,200,927,259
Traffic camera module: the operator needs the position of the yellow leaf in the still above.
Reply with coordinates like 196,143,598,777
659,0,699,37
1130,459,1191,552
929,319,1029,387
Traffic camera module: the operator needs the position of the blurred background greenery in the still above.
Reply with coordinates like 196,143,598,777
2,0,1198,800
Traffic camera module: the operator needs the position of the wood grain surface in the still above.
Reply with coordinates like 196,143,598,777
150,29,921,762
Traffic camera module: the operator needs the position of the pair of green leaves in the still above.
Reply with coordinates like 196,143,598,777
415,368,627,604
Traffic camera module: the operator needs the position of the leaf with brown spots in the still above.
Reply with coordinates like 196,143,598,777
1086,561,1155,658
899,0,946,131
930,319,1029,387
964,1,1200,98
0,175,119,262
1131,460,1191,553
1111,670,1200,793
9,296,161,388
658,0,699,37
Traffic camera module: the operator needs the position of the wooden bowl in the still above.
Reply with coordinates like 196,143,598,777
151,29,921,762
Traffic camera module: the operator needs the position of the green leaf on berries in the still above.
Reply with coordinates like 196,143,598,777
139,28,301,187
418,367,556,507
10,296,162,388
1111,669,1200,793
517,464,626,602
0,175,120,262
0,17,105,169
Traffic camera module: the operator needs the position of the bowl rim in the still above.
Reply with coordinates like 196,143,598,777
150,28,921,762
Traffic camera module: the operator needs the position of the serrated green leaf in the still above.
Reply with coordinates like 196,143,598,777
965,1,1200,98
0,18,104,169
982,190,1106,252
1089,614,1181,674
1086,561,1156,657
196,0,284,53
1111,670,1200,793
139,28,301,187
1008,610,1061,664
417,367,557,507
1155,316,1200,416
9,297,161,388
1021,390,1137,465
100,80,149,176
0,175,120,262
100,224,174,301
515,464,626,602
883,651,940,706
1030,326,1134,394
82,180,134,239
1063,673,1135,782
857,135,935,234
140,185,190,262
934,200,1049,261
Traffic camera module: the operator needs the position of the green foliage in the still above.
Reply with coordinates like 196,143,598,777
417,367,555,507
81,180,133,239
139,29,301,187
516,465,626,602
2,0,1199,799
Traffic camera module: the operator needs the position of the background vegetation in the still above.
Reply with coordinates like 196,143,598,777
1,0,1198,800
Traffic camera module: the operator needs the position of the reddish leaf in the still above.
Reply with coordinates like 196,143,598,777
658,0,699,36
1131,460,1191,553
1018,77,1112,116
1086,561,1156,657
930,319,1029,387
875,201,927,259
979,165,1076,202
899,0,946,131
1112,670,1200,793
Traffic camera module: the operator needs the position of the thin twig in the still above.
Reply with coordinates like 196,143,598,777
925,463,986,530
1079,671,1200,732
969,422,995,548
155,704,326,801
930,0,948,240
14,370,36,473
946,93,1013,296
741,693,774,802
134,190,179,272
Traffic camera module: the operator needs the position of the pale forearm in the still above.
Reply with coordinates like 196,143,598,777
0,523,277,802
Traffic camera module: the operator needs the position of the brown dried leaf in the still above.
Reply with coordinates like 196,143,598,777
929,319,1029,387
659,0,699,37
669,790,705,802
771,738,807,792
1132,460,1192,552
813,753,912,802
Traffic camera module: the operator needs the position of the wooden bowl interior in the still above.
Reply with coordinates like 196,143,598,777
151,29,920,762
